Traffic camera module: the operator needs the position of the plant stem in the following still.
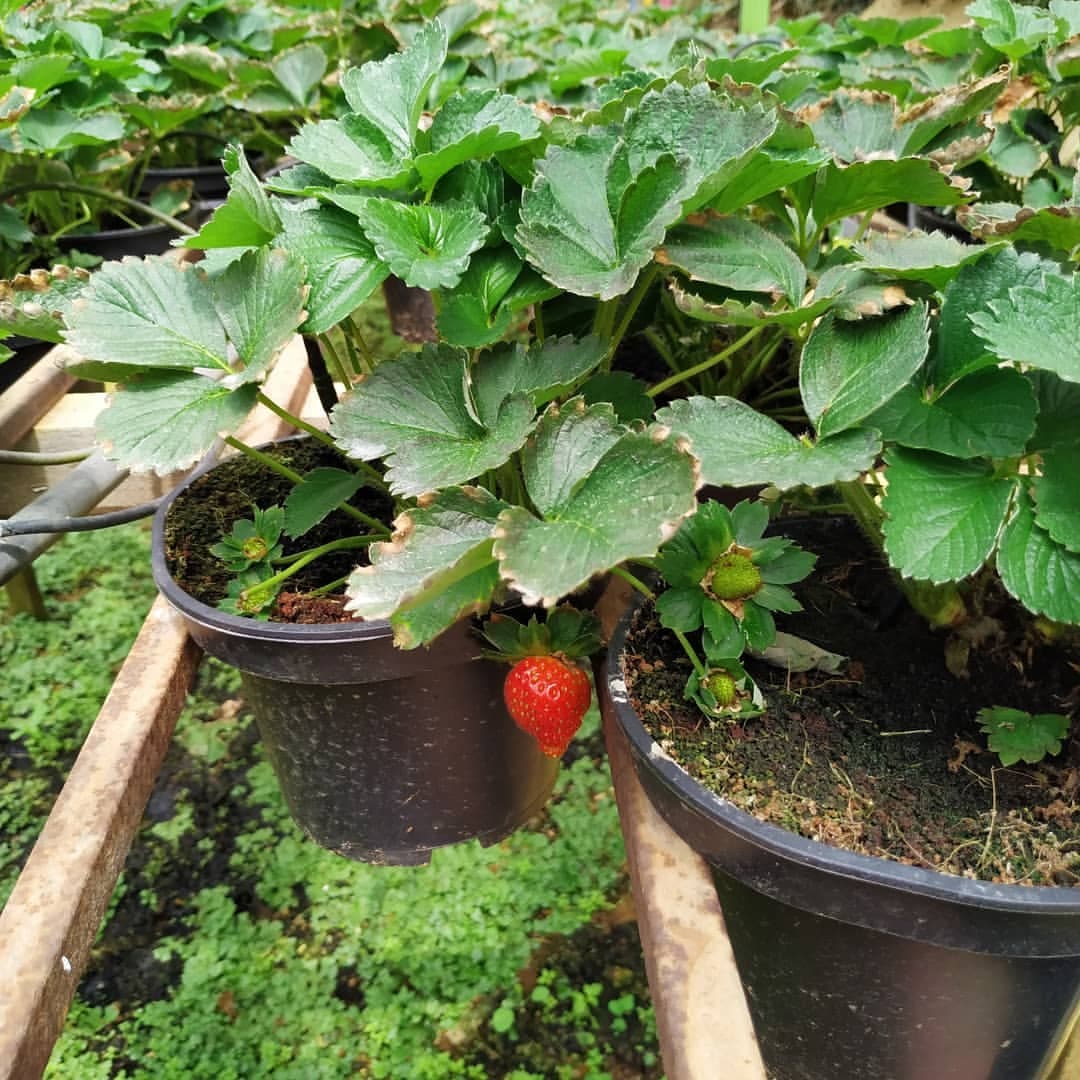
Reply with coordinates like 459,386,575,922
0,182,195,235
342,315,375,374
533,302,545,344
255,392,337,450
608,265,659,361
837,476,966,627
247,535,380,599
224,436,391,536
647,325,764,398
593,297,618,345
612,565,655,600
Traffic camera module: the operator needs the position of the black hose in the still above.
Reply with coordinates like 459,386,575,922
0,498,163,537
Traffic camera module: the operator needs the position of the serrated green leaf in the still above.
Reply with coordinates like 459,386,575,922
978,707,1071,766
854,230,991,290
972,273,1080,384
98,373,257,473
881,447,1016,583
657,396,882,489
1032,450,1080,552
272,43,327,108
866,367,1037,459
436,247,528,348
212,248,307,384
804,90,904,161
800,302,929,438
182,145,280,251
276,201,388,335
517,129,685,300
656,586,705,632
287,115,411,188
65,257,227,372
959,203,1080,251
669,277,839,329
998,487,1080,624
341,19,447,161
0,265,91,343
710,147,829,215
660,215,806,304
165,43,231,88
968,0,1056,58
931,247,1050,388
346,485,506,647
414,89,540,192
581,371,654,423
1026,371,1080,452
354,199,487,291
18,108,125,151
812,158,970,227
471,335,606,426
622,83,778,214
330,344,535,497
704,50,799,85
494,423,698,607
282,467,364,540
740,602,776,653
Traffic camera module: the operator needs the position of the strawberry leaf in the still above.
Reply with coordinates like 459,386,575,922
345,486,506,648
977,707,1071,767
276,201,388,336
97,373,257,474
800,302,930,438
881,448,1017,583
493,403,699,606
283,467,365,540
0,265,91,344
329,344,536,497
656,396,881,489
517,129,685,300
659,215,806,304
853,230,992,290
182,145,281,251
354,198,487,291
866,367,1037,460
1032,449,1080,553
414,89,541,192
998,487,1080,624
971,271,1080,384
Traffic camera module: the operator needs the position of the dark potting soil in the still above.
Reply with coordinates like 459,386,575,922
164,441,394,622
623,516,1080,886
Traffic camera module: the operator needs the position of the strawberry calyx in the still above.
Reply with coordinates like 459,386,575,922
479,606,601,664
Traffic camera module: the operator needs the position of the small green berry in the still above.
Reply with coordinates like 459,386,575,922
708,552,762,601
241,536,269,561
703,670,737,708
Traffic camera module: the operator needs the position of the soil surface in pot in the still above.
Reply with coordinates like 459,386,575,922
623,517,1080,886
164,441,393,624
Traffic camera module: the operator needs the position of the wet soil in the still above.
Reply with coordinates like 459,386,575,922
623,517,1080,886
164,440,393,621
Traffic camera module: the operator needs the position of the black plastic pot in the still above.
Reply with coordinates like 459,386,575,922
606,596,1080,1080
151,454,559,866
139,151,265,202
56,220,175,261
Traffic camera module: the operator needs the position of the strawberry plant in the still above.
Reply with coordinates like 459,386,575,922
4,14,1076,766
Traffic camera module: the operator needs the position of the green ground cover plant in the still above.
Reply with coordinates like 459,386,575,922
2,528,658,1077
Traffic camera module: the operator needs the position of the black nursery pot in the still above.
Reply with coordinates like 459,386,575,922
151,462,559,866
56,220,174,261
606,597,1080,1080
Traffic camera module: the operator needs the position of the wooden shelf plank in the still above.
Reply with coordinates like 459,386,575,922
0,347,314,1078
595,580,765,1080
0,597,201,1080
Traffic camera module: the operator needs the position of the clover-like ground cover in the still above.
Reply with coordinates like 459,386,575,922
2,525,659,1078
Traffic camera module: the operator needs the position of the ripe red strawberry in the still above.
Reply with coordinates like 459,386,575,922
503,655,592,758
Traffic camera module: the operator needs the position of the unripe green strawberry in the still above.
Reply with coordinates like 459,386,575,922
703,670,738,708
708,552,761,601
503,655,592,758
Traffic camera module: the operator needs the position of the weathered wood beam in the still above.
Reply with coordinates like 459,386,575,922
595,580,765,1080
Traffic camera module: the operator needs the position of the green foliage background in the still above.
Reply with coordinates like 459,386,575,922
1,527,659,1078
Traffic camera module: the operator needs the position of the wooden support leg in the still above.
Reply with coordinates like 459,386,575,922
4,567,46,619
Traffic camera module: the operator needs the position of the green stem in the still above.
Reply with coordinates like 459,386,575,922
647,325,764,398
343,315,375,375
673,629,708,678
534,302,545,345
224,436,391,536
611,565,655,600
608,265,659,361
852,209,876,243
0,182,195,235
247,536,379,599
727,329,784,399
255,392,337,450
593,297,619,345
837,477,965,628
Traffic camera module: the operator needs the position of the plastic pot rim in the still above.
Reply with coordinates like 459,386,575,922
606,591,1080,919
